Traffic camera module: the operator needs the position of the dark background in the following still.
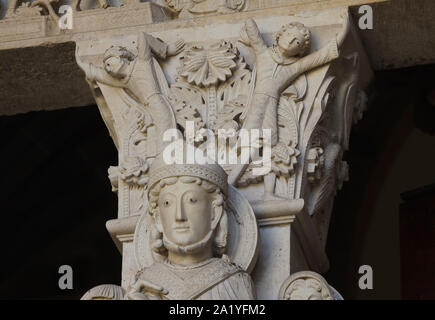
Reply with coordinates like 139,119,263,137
0,64,434,300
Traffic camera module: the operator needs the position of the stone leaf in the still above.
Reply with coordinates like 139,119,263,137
180,42,237,87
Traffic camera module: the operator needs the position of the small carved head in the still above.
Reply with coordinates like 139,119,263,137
280,272,334,300
286,279,332,300
148,175,228,260
103,46,135,79
275,22,311,57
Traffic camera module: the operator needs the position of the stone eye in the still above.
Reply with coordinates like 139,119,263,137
163,200,170,207
189,197,197,204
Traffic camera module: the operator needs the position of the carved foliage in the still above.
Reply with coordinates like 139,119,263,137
170,41,253,140
164,0,245,17
179,41,237,87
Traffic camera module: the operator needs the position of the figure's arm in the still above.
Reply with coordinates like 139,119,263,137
336,9,350,48
75,45,120,86
137,32,153,61
293,38,339,76
240,19,268,54
144,33,169,60
290,11,350,77
126,278,169,300
138,32,185,61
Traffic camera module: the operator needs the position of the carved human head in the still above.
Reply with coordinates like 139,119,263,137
147,152,229,261
81,284,125,300
103,46,135,78
281,272,333,300
275,22,311,57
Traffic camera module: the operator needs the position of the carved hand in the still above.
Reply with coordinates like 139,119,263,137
126,279,169,300
239,24,250,46
168,39,185,57
336,9,350,47
239,18,266,52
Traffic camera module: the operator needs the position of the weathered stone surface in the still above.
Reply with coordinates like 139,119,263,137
3,0,434,116
70,6,372,299
1,0,433,301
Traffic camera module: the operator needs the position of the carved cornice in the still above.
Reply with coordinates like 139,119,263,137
0,0,387,50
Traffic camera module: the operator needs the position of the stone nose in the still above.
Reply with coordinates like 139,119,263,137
176,197,187,222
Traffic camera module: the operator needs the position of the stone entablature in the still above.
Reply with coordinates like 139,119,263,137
0,0,386,49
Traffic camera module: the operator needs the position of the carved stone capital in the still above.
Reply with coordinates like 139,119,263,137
75,6,372,299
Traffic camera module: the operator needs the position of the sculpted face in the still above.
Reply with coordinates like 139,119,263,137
277,29,307,57
104,56,128,78
157,179,216,247
287,279,329,300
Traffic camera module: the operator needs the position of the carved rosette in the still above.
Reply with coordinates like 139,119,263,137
170,40,253,146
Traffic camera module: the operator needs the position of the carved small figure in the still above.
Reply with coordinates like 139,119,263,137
229,12,350,191
126,153,256,300
75,33,185,154
6,0,19,17
71,0,110,11
164,0,245,18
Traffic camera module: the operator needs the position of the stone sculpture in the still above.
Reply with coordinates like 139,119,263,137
228,13,350,196
81,284,125,300
76,32,185,154
279,271,343,300
163,0,245,18
126,150,257,300
74,7,370,299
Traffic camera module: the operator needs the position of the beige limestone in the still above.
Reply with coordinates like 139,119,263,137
69,6,373,299
124,151,258,300
4,0,435,117
3,0,417,300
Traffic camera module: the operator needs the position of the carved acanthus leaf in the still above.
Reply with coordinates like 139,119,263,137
120,156,150,187
307,147,325,183
179,41,237,87
173,101,205,133
307,144,344,216
271,142,300,178
170,41,253,143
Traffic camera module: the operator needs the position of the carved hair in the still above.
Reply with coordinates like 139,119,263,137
103,45,136,63
286,278,333,300
275,22,311,56
148,176,228,258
